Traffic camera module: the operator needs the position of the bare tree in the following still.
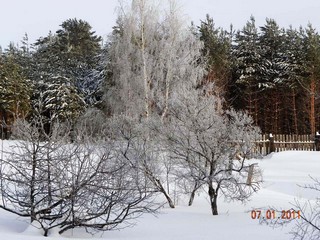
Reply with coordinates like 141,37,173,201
260,177,320,240
0,116,71,233
107,115,175,208
0,116,160,236
162,90,261,215
264,177,320,240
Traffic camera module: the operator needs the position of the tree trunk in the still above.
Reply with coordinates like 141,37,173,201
139,3,151,119
146,168,175,208
162,188,175,208
208,183,218,215
310,78,316,135
292,89,298,134
154,178,175,208
161,74,170,122
0,109,8,139
30,150,37,222
188,182,201,206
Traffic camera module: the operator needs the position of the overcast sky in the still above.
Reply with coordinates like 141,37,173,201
1,0,320,48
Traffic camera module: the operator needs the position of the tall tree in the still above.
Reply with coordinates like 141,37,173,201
258,19,287,133
0,46,31,138
106,0,205,119
232,16,261,124
281,27,307,134
198,14,232,102
303,25,320,135
33,19,102,108
30,19,102,126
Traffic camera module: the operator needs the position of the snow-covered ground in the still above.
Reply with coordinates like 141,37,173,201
0,140,319,240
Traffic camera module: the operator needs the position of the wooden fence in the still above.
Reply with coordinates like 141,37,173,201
254,134,320,155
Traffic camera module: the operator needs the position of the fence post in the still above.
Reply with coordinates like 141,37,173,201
246,164,255,185
315,132,320,151
269,133,275,153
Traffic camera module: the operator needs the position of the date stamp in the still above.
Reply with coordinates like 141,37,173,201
251,209,301,220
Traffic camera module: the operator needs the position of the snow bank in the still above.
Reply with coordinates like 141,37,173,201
0,142,319,240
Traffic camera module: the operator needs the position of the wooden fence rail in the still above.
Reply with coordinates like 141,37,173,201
253,134,320,155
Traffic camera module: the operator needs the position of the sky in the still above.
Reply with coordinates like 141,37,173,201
1,0,320,48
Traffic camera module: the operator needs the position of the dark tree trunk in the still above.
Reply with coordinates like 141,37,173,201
163,190,175,209
208,184,218,215
153,177,175,208
143,161,175,208
30,151,37,223
188,182,201,206
310,78,316,135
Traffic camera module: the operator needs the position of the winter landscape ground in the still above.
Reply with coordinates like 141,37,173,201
0,140,319,240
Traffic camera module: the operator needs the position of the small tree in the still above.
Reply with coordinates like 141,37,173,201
163,90,261,215
261,177,320,240
0,116,159,236
107,115,175,208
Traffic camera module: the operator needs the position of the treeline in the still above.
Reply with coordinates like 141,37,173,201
201,15,320,135
1,14,320,136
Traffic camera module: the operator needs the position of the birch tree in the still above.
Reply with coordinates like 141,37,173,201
106,0,205,119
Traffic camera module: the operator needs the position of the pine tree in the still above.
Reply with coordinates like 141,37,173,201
198,14,232,101
0,48,31,138
30,19,103,126
280,27,307,133
258,19,287,133
33,19,102,107
302,25,320,135
40,76,85,122
232,16,261,124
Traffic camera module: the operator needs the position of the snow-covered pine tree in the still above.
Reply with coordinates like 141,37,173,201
232,16,261,124
40,75,85,123
258,19,288,133
31,30,86,128
54,19,103,106
198,14,232,100
259,18,287,89
32,19,102,110
281,27,307,134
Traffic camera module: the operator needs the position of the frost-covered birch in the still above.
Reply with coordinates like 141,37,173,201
106,0,205,119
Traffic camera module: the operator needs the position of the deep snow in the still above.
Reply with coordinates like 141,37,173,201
0,139,319,240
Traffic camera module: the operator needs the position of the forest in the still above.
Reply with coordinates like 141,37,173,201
1,11,320,136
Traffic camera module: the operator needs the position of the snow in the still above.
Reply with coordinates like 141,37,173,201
0,139,319,240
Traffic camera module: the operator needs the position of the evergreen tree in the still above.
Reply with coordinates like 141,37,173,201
34,19,102,107
302,25,320,135
0,48,31,138
29,19,103,127
232,16,261,124
281,27,307,133
259,19,287,89
257,19,287,133
198,14,232,101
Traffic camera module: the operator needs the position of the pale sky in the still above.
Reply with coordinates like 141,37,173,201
1,0,320,48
